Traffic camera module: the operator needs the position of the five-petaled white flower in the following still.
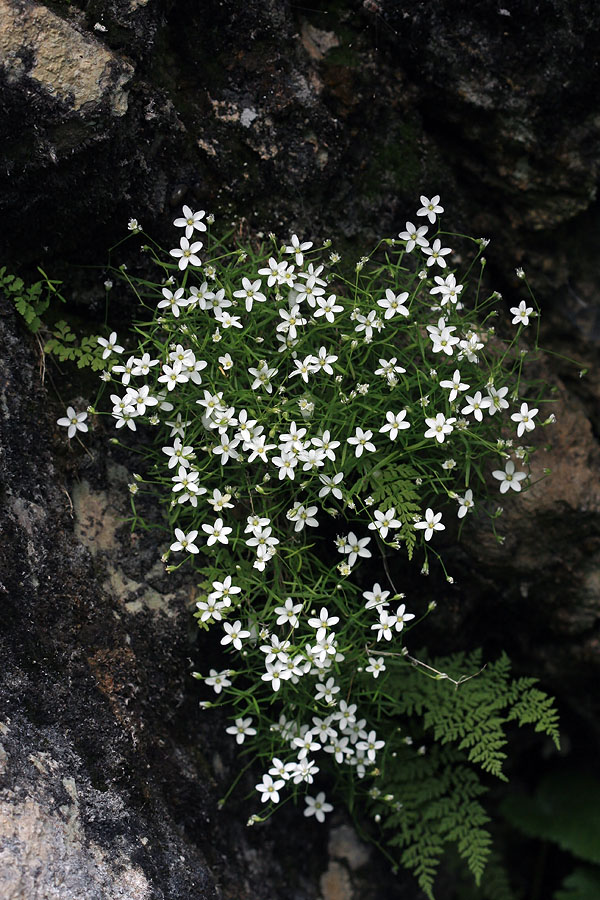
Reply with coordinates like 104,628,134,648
366,656,386,678
414,509,445,541
377,289,409,319
416,194,444,224
424,413,456,443
487,385,510,415
173,205,207,238
439,370,469,402
221,620,251,651
461,391,492,422
233,277,266,312
205,669,232,694
314,294,343,322
379,410,410,440
492,460,527,493
347,427,376,458
57,407,88,439
342,532,372,566
285,234,313,266
511,402,538,437
368,507,401,539
510,300,534,326
398,221,429,251
170,236,203,270
170,528,200,554
304,792,333,822
202,517,233,545
226,716,256,744
256,772,285,804
422,238,452,268
356,729,385,761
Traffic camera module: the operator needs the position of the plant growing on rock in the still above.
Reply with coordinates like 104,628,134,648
82,198,559,898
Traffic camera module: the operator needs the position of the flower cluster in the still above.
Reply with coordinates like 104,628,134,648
90,195,548,849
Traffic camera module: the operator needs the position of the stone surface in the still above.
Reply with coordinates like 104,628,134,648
2,0,600,896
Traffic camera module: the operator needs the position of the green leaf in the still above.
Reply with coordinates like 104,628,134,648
554,867,600,900
501,772,600,865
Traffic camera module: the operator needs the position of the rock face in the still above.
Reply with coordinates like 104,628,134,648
1,0,600,897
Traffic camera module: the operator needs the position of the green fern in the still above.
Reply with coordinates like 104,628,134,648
0,266,64,333
450,850,521,900
384,745,492,896
44,320,105,370
376,651,560,897
368,463,421,558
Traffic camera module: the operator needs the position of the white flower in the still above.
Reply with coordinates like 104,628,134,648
371,610,394,642
510,300,533,325
158,287,189,317
97,331,124,359
162,437,194,469
510,402,538,437
248,361,278,393
205,669,232,694
202,517,233,546
424,413,456,443
366,656,386,679
169,236,203,270
487,385,510,415
318,472,344,500
158,361,189,392
461,391,492,422
311,430,340,461
173,205,207,238
208,575,241,604
57,407,88,439
289,355,316,383
226,716,256,744
315,676,340,703
170,528,200,554
356,729,385,762
492,460,527,493
379,410,410,439
290,758,320,784
285,234,313,266
457,489,475,518
439,369,469,402
416,194,444,224
292,504,319,532
427,318,460,355
347,427,376,458
414,509,445,541
377,289,409,319
368,507,401,539
255,772,285,804
221,620,251,651
308,607,340,643
314,294,343,322
274,598,302,628
422,238,452,268
398,221,429,251
310,346,338,375
304,792,333,822
233,277,266,312
362,583,390,610
391,604,415,631
342,532,372,566
430,273,463,305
